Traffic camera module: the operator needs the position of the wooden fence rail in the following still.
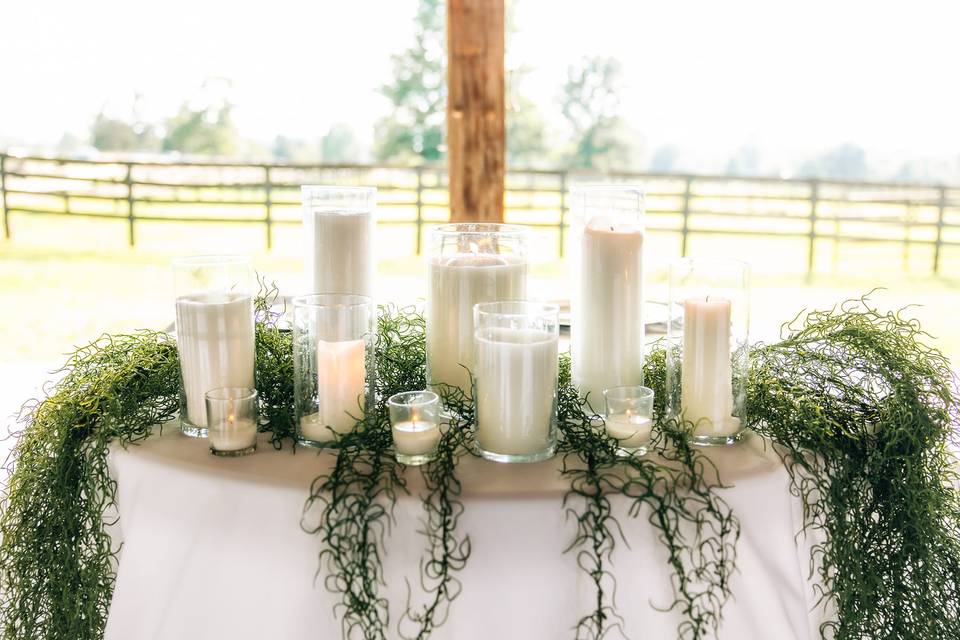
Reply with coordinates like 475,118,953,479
1,152,958,275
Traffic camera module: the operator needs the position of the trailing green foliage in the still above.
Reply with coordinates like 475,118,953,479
746,297,960,639
253,279,295,447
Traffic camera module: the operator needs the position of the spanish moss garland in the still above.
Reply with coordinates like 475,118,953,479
254,278,296,448
556,352,740,640
745,297,960,639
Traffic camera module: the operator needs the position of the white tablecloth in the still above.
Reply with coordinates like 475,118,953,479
104,428,824,640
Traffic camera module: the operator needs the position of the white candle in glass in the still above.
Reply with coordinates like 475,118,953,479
426,253,526,394
573,218,644,408
604,413,653,448
475,327,558,456
392,419,442,456
681,297,740,436
307,211,374,297
300,338,367,442
175,294,255,428
209,415,258,452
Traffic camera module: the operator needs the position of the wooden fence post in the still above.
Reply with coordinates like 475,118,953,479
934,186,947,275
125,163,136,247
680,176,693,256
558,170,567,257
807,180,819,278
447,0,505,222
415,166,425,255
1,153,8,239
264,165,273,250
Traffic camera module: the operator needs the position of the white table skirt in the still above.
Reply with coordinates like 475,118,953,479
104,428,825,640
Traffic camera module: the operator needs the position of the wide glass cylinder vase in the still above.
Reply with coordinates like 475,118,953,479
426,223,529,399
570,186,645,413
666,258,750,446
293,294,376,448
473,301,559,463
173,255,255,438
302,186,376,297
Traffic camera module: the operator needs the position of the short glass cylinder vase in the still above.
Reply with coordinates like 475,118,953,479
293,294,376,448
388,390,442,466
205,387,259,457
426,223,529,399
302,186,376,298
473,301,559,463
173,255,255,438
666,258,750,446
570,185,645,412
603,385,654,457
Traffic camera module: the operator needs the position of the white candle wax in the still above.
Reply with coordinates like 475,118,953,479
306,210,373,297
209,416,257,451
426,253,527,394
681,297,740,436
392,420,442,456
175,294,255,428
604,414,653,448
573,219,644,408
300,338,367,443
475,327,558,456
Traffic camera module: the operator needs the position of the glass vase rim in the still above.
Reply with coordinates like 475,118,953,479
569,184,645,195
387,390,440,408
603,385,655,401
301,185,377,196
171,254,251,268
431,222,530,239
292,293,373,309
670,256,750,272
473,300,560,319
204,386,259,402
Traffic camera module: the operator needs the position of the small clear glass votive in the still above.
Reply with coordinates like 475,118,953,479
205,387,258,457
388,390,442,466
603,385,655,457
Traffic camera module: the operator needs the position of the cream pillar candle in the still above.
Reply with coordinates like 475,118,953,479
426,254,527,394
302,186,375,297
474,327,559,458
573,219,645,409
392,420,442,456
208,416,258,452
604,414,653,448
175,294,255,429
681,297,741,436
300,338,367,443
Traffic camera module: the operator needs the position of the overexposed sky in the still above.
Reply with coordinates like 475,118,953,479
2,0,959,160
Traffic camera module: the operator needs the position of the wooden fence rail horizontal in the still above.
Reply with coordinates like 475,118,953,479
1,152,958,274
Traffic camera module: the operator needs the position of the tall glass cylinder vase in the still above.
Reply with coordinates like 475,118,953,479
473,301,559,463
666,258,750,446
293,294,376,448
173,255,255,437
302,186,376,297
570,185,645,413
426,223,529,399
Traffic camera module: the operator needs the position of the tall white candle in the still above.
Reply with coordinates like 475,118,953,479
681,297,740,436
475,327,558,456
175,294,255,428
306,210,374,297
426,254,527,394
573,219,644,408
300,338,367,442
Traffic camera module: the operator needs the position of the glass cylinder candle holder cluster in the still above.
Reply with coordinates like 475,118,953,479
173,255,255,438
666,258,750,446
473,301,559,463
388,390,442,466
603,385,654,457
570,186,645,413
426,223,528,398
302,186,376,297
293,294,376,448
205,387,259,456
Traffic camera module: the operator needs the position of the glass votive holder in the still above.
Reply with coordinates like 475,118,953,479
204,387,259,457
388,390,442,466
473,301,559,463
603,385,654,457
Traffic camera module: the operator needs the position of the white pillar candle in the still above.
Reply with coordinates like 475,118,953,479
475,327,558,456
300,338,367,443
681,297,741,436
209,416,258,452
175,294,255,428
427,254,527,394
306,210,374,297
573,219,644,408
392,420,442,456
604,414,653,448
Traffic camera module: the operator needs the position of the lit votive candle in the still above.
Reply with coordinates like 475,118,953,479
205,387,258,457
388,391,442,466
603,385,655,456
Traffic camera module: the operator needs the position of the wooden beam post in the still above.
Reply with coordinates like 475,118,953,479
447,0,505,223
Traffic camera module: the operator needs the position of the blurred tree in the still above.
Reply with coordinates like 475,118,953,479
507,67,549,168
320,123,362,163
90,96,159,152
375,0,446,163
559,56,637,170
800,143,869,180
649,145,681,173
163,102,239,156
725,145,762,176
